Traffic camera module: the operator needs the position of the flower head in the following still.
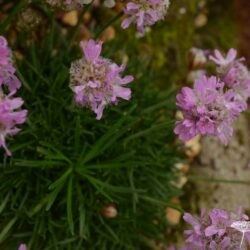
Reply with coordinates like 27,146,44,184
0,93,27,156
70,39,133,119
205,209,231,237
0,36,27,156
210,49,250,113
177,208,250,250
121,0,170,33
0,36,21,94
174,76,237,144
209,49,237,67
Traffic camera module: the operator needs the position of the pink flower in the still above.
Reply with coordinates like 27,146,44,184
177,208,250,249
209,48,237,67
183,212,203,236
18,244,27,250
0,36,7,47
183,209,208,248
205,209,230,237
0,36,21,94
174,76,237,144
121,0,170,33
211,49,250,112
70,39,134,119
80,40,102,62
0,36,27,156
0,94,27,156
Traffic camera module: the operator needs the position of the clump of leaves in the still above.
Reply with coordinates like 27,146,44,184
0,0,205,249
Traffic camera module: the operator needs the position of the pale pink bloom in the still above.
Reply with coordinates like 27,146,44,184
70,40,133,119
0,94,27,156
0,36,21,94
174,76,238,144
121,0,170,33
209,48,237,67
211,49,250,112
178,208,250,249
18,243,27,250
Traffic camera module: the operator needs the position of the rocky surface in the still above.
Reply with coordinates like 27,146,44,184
191,114,250,211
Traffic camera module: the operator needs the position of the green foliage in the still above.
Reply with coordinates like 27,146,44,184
0,0,206,249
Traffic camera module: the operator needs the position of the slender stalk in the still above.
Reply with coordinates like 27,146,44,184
94,11,123,39
240,232,244,249
67,3,93,49
188,175,250,185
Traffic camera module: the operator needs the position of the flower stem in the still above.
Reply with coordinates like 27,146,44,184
94,11,123,39
240,232,245,249
68,3,93,49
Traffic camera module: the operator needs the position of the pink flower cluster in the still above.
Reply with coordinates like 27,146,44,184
182,208,250,250
70,39,134,120
121,0,170,33
0,37,21,94
170,208,250,250
0,36,27,156
210,49,250,112
174,49,250,144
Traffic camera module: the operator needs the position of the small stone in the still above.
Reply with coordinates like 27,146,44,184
166,198,181,225
101,204,118,218
14,51,24,61
172,175,188,188
187,70,206,83
194,13,207,28
189,48,207,69
100,26,116,42
175,163,190,174
175,111,184,120
185,135,201,159
62,10,78,26
83,12,91,23
103,0,116,8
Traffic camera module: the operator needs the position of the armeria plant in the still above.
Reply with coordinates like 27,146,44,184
0,0,249,249
0,0,185,249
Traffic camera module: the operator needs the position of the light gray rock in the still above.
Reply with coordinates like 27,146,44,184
191,114,250,211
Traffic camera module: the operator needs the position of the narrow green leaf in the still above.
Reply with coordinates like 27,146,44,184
81,105,137,164
28,196,48,217
49,168,72,190
99,216,119,242
46,182,65,211
14,159,61,168
0,192,10,214
67,176,74,235
0,216,18,243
